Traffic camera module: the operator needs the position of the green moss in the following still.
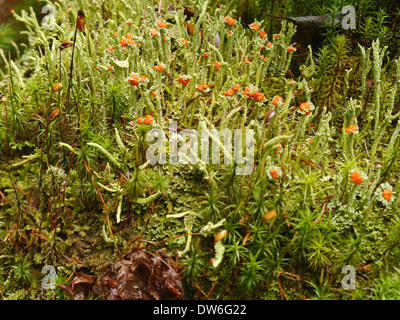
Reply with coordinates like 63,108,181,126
0,0,400,301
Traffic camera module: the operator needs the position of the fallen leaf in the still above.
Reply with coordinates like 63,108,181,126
93,248,184,300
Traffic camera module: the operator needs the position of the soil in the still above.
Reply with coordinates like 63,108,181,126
0,0,21,24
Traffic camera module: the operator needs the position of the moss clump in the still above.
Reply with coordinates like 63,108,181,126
0,0,400,300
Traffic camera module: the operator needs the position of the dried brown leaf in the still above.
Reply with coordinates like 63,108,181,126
93,248,184,300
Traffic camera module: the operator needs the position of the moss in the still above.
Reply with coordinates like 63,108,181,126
0,0,400,301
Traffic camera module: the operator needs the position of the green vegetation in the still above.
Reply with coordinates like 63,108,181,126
0,0,399,300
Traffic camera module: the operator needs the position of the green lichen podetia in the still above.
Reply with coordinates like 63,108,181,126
0,0,400,300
